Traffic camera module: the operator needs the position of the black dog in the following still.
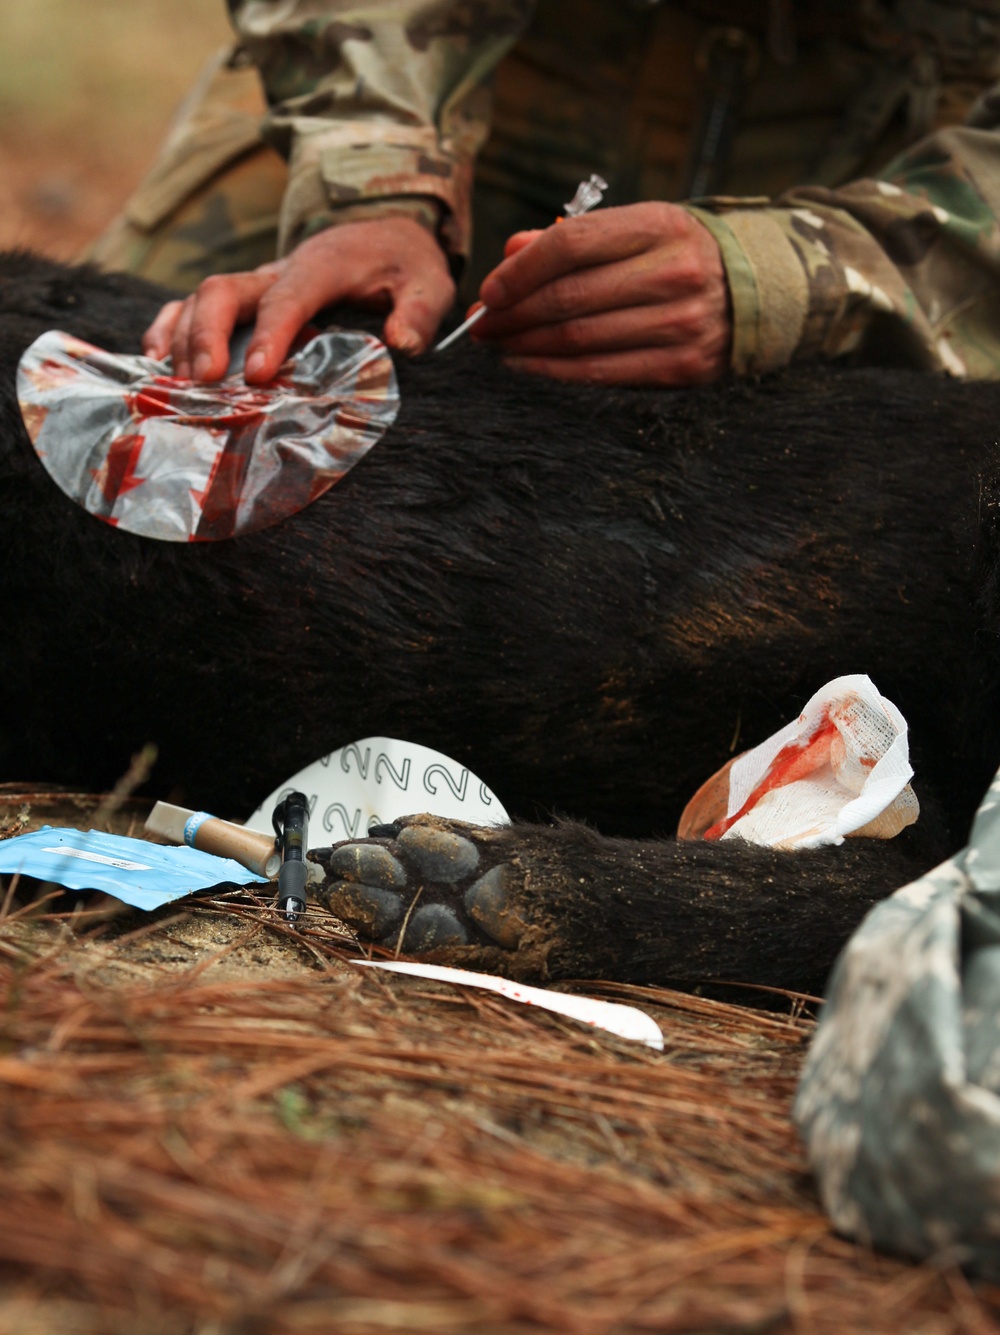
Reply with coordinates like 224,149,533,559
2,252,998,995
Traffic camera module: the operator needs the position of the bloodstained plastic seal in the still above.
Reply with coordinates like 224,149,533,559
17,328,399,541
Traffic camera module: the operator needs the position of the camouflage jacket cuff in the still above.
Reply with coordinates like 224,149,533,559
295,198,445,244
685,204,810,376
276,120,473,258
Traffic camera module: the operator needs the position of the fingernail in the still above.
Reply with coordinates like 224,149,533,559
245,350,266,379
394,329,421,356
193,352,212,380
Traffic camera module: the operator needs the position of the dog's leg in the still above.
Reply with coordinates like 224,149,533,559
313,814,939,995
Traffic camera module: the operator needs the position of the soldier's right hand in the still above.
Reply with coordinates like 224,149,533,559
142,216,456,383
470,202,730,386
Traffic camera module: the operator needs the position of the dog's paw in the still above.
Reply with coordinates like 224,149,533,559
310,814,527,955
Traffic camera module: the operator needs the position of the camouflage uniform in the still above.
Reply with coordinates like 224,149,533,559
795,762,1000,1275
91,0,1000,378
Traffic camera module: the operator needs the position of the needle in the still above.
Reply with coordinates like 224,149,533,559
432,173,609,355
432,304,489,354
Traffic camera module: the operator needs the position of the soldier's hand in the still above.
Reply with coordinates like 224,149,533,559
142,217,456,383
471,202,730,386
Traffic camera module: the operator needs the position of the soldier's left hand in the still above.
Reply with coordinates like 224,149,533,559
471,202,731,386
142,216,455,383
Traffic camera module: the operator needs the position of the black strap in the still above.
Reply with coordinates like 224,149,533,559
682,26,760,198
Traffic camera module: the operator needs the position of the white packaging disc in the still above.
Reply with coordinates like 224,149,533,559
246,737,509,839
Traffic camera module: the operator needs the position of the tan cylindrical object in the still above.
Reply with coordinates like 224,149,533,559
189,816,281,878
677,754,742,840
145,802,281,878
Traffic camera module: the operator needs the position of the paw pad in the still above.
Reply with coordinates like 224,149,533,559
401,903,468,950
464,865,521,948
395,826,480,882
320,844,406,888
311,818,525,955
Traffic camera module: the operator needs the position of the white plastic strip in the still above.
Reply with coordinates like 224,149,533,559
352,959,664,1049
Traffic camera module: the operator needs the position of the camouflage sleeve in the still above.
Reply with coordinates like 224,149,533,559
228,1,536,259
688,96,1000,379
794,761,1000,1272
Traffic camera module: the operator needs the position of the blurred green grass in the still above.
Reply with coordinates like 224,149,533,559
0,0,233,256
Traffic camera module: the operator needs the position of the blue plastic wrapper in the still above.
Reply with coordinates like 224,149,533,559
0,826,265,911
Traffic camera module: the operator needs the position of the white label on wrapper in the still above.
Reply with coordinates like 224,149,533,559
40,846,153,871
245,736,509,836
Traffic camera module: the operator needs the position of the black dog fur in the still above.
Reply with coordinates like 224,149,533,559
2,251,998,995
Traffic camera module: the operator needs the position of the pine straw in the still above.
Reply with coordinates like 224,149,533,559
1,882,999,1330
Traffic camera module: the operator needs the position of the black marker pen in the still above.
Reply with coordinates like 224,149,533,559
273,791,310,924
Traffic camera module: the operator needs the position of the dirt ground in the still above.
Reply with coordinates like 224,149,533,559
3,786,999,1334
0,1,231,261
3,807,1000,1333
3,7,1000,1332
